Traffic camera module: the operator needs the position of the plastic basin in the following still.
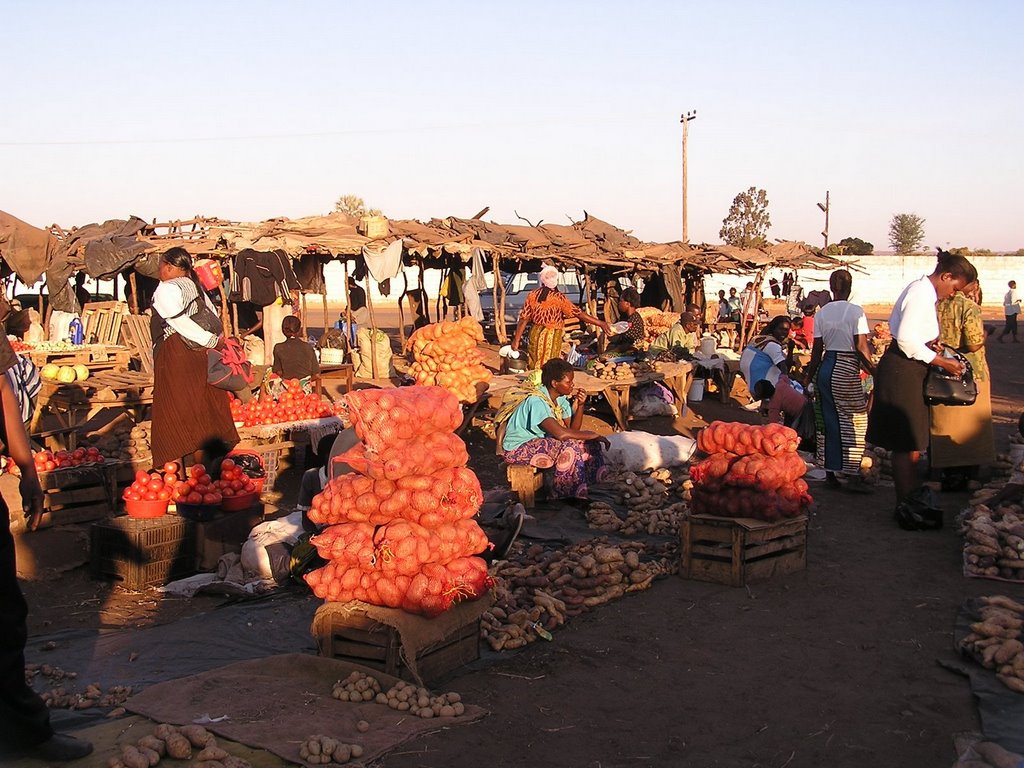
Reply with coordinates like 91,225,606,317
221,491,259,512
124,498,169,519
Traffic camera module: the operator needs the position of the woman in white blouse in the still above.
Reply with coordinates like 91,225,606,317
802,270,875,491
150,248,238,466
865,253,974,527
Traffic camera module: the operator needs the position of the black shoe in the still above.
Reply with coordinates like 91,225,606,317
894,502,942,531
30,734,94,762
489,505,525,561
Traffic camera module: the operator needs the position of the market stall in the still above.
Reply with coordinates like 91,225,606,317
30,370,154,444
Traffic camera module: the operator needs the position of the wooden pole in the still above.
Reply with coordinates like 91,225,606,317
217,283,229,336
342,260,353,349
128,272,139,315
418,265,430,324
365,273,379,379
301,293,308,339
397,269,408,349
493,253,506,344
321,292,328,342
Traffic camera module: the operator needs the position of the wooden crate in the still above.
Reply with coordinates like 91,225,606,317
4,464,123,528
90,515,195,589
680,513,807,587
313,606,480,684
81,301,128,346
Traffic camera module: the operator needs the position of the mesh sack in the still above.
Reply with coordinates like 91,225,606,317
344,386,462,452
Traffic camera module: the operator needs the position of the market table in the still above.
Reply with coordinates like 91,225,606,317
573,360,693,431
22,344,133,374
30,370,154,445
319,363,355,401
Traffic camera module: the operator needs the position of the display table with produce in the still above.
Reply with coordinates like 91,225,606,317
573,359,693,431
21,343,133,374
30,370,154,437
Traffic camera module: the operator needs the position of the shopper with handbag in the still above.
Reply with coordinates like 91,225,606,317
150,248,239,467
929,278,995,490
865,252,975,529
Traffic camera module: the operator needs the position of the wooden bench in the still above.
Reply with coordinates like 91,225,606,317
506,464,544,509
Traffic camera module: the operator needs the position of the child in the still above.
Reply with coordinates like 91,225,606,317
272,315,320,389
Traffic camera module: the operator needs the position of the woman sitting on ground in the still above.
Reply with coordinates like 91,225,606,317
498,358,609,500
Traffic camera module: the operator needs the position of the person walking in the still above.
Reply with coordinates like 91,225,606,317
930,278,995,489
999,280,1021,342
802,270,875,491
865,252,976,529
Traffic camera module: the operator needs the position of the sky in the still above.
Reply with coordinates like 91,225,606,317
2,0,1023,253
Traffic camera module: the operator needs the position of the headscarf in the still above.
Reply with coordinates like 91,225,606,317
539,265,559,290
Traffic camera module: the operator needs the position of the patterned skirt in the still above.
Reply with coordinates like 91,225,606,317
814,351,867,474
503,437,606,499
526,325,564,370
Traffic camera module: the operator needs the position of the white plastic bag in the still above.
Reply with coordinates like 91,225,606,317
604,431,697,472
240,511,304,583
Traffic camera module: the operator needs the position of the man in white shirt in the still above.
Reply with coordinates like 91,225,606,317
999,280,1021,343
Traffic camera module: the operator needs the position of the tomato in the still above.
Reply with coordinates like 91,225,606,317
221,488,235,497
163,461,179,474
174,481,191,496
157,488,172,500
164,473,178,485
147,478,164,493
125,490,141,502
135,470,150,484
229,479,243,492
190,463,206,479
72,448,85,460
44,461,56,471
186,491,203,504
144,491,160,501
202,493,218,505
221,458,236,472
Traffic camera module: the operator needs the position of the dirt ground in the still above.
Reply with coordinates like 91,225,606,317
17,305,1024,768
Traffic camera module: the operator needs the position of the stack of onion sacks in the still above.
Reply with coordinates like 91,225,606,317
406,317,492,403
304,386,492,616
690,421,812,521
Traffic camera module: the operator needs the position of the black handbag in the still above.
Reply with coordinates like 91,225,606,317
923,348,977,406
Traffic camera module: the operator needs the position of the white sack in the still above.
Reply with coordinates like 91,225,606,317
604,431,697,472
240,511,305,583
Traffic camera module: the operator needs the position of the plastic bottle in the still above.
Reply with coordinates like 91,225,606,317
69,317,84,345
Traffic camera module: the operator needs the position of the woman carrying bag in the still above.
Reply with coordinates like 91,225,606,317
150,247,239,467
865,252,975,529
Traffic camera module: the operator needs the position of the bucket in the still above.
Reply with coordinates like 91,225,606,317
699,336,717,356
194,259,224,291
688,378,705,403
124,498,169,519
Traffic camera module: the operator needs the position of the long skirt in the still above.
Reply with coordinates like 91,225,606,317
866,346,929,452
504,437,605,499
929,377,996,469
151,334,239,466
526,325,564,370
814,351,867,474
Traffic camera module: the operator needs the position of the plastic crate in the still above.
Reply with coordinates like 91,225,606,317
90,515,195,589
680,513,808,587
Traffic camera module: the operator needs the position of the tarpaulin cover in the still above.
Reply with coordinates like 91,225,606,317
0,209,53,284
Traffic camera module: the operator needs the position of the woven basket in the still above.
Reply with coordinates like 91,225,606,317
320,348,345,365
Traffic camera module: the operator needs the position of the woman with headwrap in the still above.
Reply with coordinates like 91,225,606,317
511,265,610,370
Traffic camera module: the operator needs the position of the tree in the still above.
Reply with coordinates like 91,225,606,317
888,213,925,255
828,236,874,256
334,194,381,217
719,187,771,248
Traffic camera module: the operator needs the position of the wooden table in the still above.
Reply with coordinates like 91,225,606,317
31,370,154,445
319,363,355,401
23,345,133,374
573,360,693,431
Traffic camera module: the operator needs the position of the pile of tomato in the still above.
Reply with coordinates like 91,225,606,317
33,447,104,472
229,379,341,427
10,339,33,353
212,458,258,498
122,462,181,504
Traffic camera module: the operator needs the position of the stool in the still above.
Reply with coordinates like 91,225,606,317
507,464,544,508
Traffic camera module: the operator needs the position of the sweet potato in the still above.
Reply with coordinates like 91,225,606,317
180,724,214,747
164,733,192,760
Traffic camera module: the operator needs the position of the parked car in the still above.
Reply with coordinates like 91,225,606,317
478,270,590,339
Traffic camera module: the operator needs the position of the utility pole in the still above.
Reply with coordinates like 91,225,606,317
817,191,830,252
680,110,697,242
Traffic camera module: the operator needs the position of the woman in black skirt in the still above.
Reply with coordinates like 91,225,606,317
866,252,975,524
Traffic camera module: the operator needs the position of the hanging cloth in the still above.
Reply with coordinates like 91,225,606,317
361,239,404,283
468,247,488,293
